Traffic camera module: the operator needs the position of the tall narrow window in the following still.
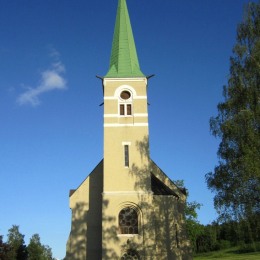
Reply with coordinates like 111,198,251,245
119,207,138,234
127,104,132,115
120,104,125,115
119,104,132,116
124,145,129,167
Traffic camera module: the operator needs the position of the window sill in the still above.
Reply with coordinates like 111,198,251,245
117,234,138,238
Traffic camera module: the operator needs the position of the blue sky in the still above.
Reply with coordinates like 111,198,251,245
0,0,253,258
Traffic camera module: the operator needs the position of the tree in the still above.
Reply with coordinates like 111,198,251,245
184,201,204,252
42,245,53,260
206,1,260,238
6,225,27,260
0,235,11,259
27,234,53,260
175,180,203,252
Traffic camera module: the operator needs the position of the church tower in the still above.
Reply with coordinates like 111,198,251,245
66,1,192,259
102,0,152,257
103,0,150,194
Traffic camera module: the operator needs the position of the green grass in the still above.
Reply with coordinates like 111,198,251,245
194,247,260,260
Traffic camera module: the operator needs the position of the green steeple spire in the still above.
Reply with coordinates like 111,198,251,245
105,0,145,78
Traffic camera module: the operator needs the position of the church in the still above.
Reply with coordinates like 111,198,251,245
66,0,191,259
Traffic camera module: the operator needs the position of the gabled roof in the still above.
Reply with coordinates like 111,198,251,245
150,159,187,197
105,0,145,78
69,159,103,197
151,173,179,197
69,159,186,199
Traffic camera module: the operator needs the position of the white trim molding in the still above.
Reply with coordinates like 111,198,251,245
103,77,147,88
104,113,148,118
104,123,148,127
122,141,131,145
104,96,147,100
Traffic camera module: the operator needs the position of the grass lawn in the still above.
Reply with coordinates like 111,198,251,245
194,247,260,260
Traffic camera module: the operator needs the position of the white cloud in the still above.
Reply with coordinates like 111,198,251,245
17,52,67,106
49,47,60,59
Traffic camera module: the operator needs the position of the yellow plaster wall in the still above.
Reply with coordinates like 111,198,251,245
103,78,150,193
102,192,153,259
66,161,103,260
151,196,192,259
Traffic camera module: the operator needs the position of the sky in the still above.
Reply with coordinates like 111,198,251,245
0,0,255,259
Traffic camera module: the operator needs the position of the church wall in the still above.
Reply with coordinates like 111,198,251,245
66,161,103,260
103,78,147,96
102,192,191,259
151,195,192,260
102,192,153,259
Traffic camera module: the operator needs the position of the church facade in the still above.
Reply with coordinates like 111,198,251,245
66,0,191,259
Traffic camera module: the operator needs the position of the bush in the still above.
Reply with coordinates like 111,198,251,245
215,240,231,250
237,242,259,253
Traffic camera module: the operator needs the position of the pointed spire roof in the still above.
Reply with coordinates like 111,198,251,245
105,0,145,78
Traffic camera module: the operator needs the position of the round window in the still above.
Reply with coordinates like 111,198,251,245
120,90,131,100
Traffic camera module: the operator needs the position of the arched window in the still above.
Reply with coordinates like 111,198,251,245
119,90,132,116
119,207,138,234
121,249,140,260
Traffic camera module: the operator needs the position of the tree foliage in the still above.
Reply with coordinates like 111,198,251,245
0,235,11,259
175,180,203,252
184,201,204,252
206,2,260,226
6,225,27,260
27,234,53,260
192,219,260,254
1,226,54,260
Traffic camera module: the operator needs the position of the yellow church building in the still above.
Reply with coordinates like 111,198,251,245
66,0,192,259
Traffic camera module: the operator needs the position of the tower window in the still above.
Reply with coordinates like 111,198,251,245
119,90,132,116
120,104,125,115
124,145,129,167
127,104,132,115
120,90,131,100
120,104,132,116
119,207,138,234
